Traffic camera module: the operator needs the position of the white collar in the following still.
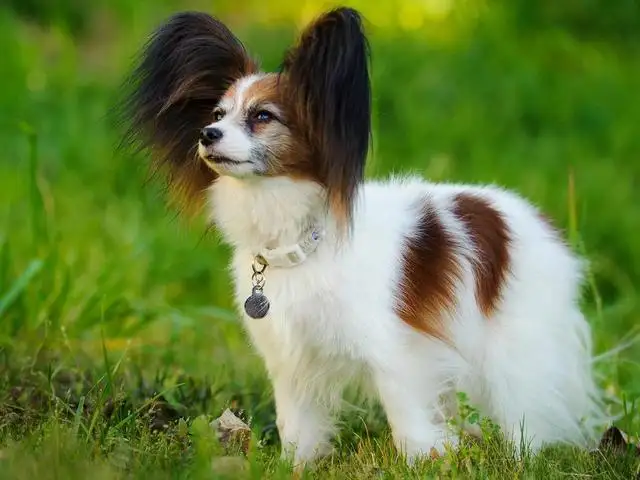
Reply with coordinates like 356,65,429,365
254,224,325,268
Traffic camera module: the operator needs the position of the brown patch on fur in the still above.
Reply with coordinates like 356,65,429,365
158,145,217,218
395,198,462,342
328,194,351,230
242,75,284,136
238,73,361,230
452,193,511,318
242,75,279,103
229,74,322,182
221,85,237,101
279,8,371,234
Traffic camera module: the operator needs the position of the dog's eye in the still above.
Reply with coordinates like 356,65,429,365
213,108,225,122
254,110,273,123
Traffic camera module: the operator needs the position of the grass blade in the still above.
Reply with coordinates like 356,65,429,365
0,236,9,292
19,122,48,245
73,395,87,437
0,259,43,318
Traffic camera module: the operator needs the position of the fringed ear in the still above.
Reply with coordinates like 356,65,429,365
117,12,257,216
281,7,371,232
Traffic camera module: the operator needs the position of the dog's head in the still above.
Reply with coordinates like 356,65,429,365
119,8,371,230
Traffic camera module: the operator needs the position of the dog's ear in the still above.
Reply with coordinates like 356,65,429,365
118,12,257,216
281,8,371,232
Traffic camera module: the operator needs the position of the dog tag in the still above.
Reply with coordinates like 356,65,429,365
244,286,270,319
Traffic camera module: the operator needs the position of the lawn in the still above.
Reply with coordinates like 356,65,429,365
0,1,639,478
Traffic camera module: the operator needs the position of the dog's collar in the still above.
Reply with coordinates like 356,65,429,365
244,223,324,319
254,224,325,269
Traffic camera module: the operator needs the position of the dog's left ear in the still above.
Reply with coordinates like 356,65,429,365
281,8,371,232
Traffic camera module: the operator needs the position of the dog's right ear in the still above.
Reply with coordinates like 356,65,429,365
117,12,257,215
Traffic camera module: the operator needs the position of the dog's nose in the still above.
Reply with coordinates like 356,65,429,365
200,127,223,146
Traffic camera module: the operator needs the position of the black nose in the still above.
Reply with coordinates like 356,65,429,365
200,127,223,146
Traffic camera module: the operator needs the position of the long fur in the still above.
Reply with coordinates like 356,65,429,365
118,11,256,214
120,6,607,469
281,8,372,230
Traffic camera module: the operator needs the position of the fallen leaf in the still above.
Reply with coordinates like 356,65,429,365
598,426,640,457
210,408,252,455
599,426,628,453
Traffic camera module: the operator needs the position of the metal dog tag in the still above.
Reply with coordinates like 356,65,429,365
244,286,270,319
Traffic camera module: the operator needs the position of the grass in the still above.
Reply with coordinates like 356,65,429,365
0,1,639,478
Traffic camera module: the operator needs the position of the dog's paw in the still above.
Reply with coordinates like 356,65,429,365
402,429,459,464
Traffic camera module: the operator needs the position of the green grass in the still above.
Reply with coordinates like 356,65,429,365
0,1,639,478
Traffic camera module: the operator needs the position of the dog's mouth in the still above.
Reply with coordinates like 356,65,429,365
203,154,249,166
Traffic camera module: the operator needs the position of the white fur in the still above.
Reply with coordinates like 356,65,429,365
201,75,265,176
207,174,605,465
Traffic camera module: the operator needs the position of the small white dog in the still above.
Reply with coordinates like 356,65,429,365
120,7,604,466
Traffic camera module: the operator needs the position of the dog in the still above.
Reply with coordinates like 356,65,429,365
119,7,605,466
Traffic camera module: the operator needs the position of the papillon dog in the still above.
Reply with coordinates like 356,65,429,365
119,7,605,466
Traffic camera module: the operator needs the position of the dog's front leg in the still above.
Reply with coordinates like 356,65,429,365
272,373,335,469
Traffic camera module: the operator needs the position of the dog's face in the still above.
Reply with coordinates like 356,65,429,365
197,74,293,178
121,8,371,228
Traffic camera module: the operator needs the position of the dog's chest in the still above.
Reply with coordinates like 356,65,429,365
231,253,359,356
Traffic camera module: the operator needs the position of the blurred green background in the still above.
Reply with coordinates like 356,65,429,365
0,0,639,474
